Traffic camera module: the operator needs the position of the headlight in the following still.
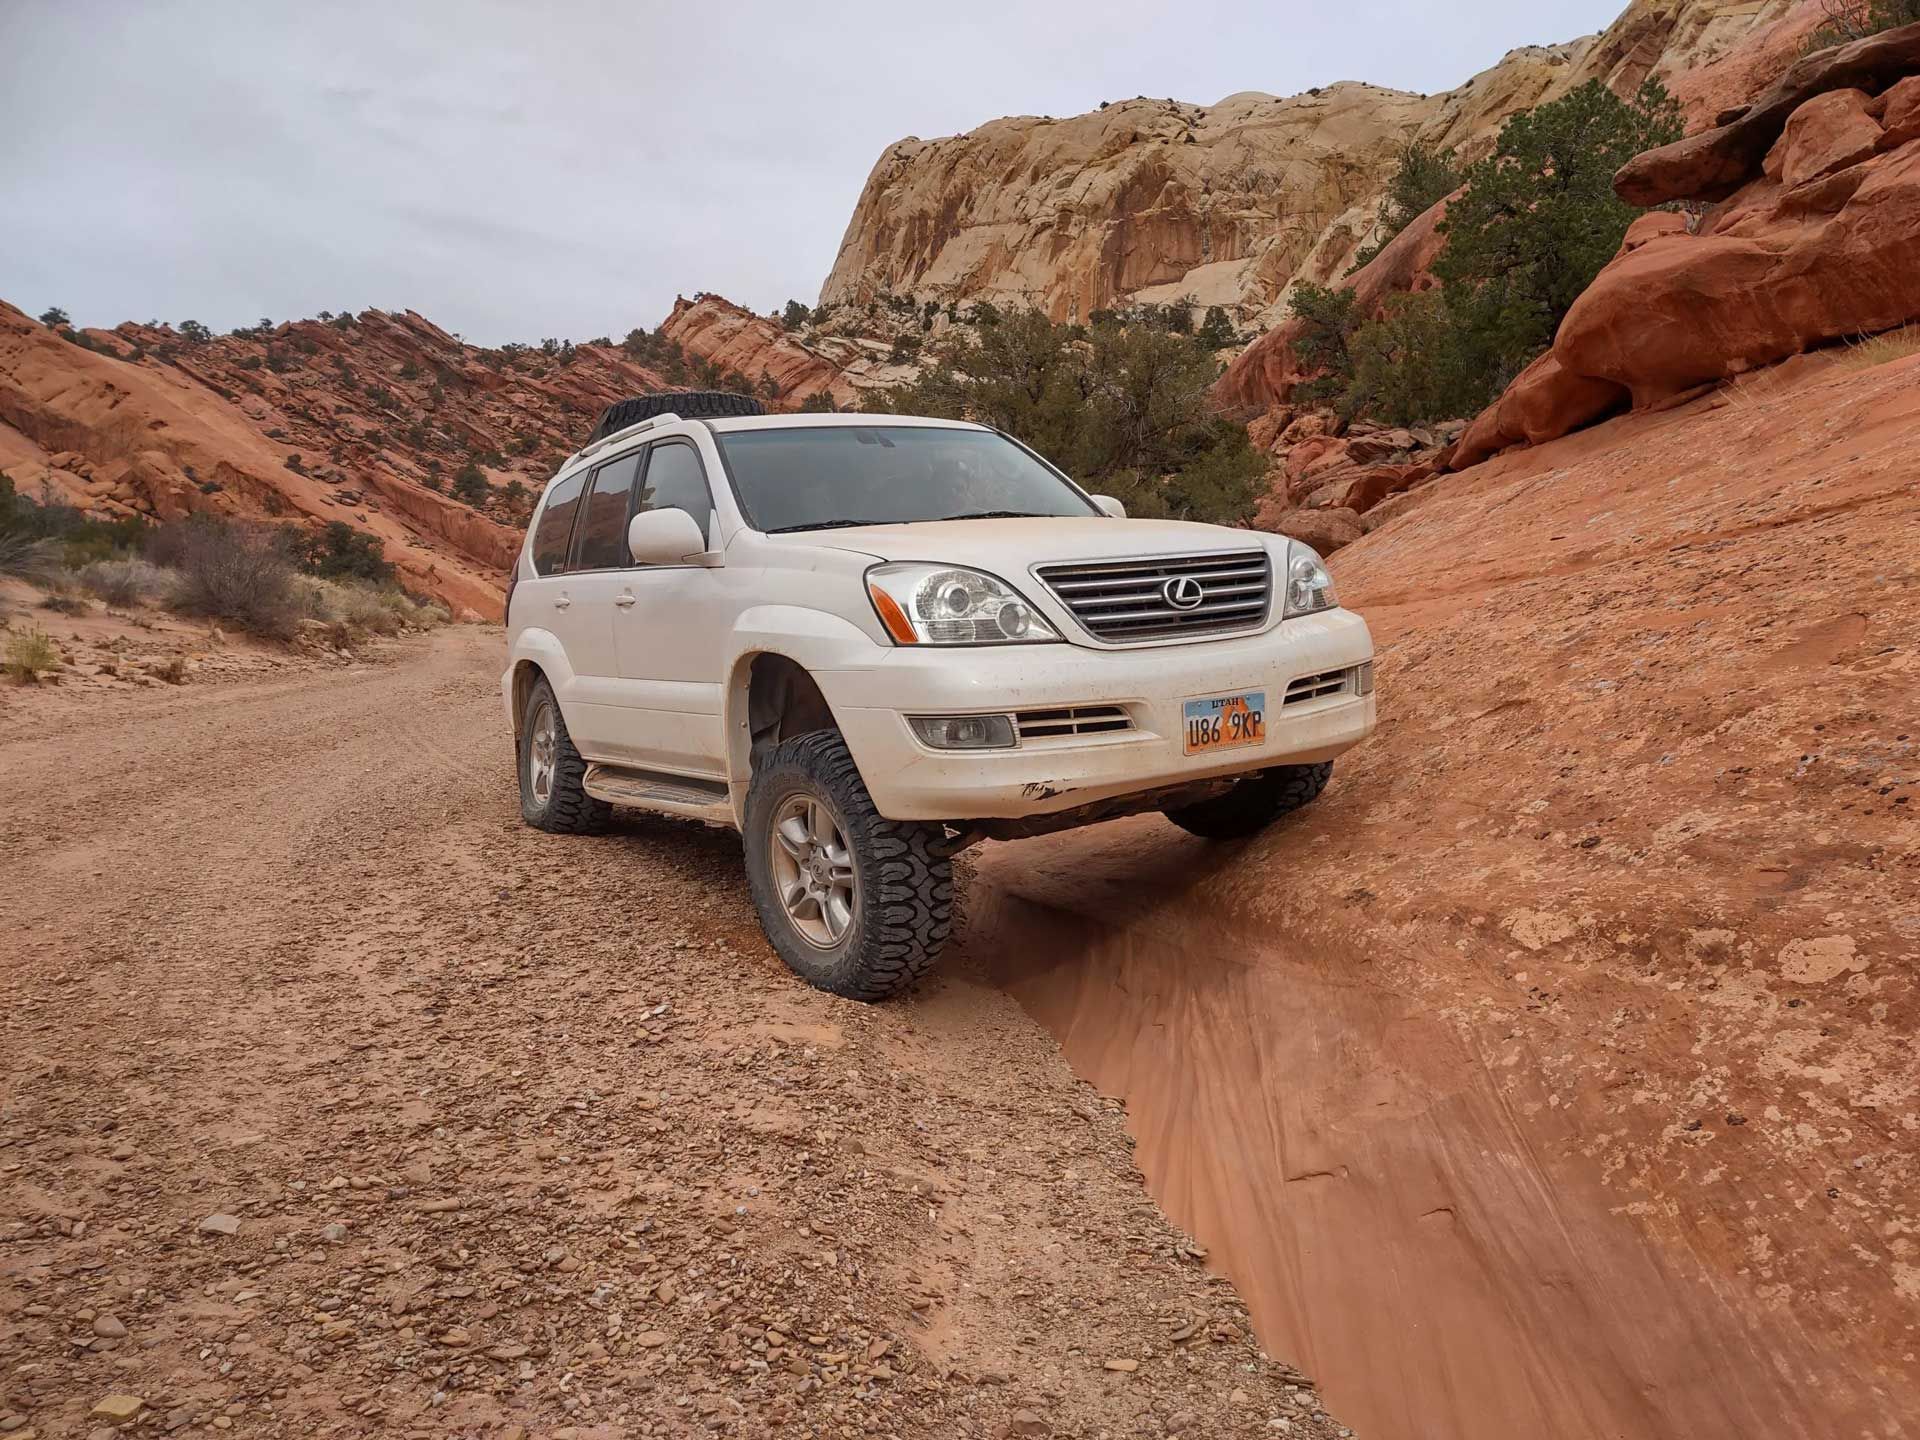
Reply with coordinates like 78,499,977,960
867,563,1061,645
1283,542,1337,617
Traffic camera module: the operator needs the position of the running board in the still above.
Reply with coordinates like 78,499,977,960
583,764,734,823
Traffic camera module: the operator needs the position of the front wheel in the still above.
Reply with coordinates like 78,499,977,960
1162,761,1333,839
743,730,952,1001
517,677,611,834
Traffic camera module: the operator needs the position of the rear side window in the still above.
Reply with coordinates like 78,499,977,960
638,442,714,548
531,472,586,575
570,453,642,571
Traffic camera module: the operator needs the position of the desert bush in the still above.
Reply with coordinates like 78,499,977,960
2,472,149,569
288,520,394,584
865,305,1265,524
1807,0,1920,48
39,307,70,328
78,557,173,607
0,532,67,586
4,627,60,683
451,462,491,507
40,590,91,615
1290,79,1685,425
150,514,302,639
1842,323,1920,369
1349,140,1462,274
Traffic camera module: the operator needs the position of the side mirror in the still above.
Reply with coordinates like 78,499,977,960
627,508,707,566
1091,494,1127,519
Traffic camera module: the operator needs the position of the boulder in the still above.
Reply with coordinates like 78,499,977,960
1453,352,1629,470
1258,505,1364,555
1763,89,1882,186
1345,428,1419,464
1615,20,1920,205
1872,73,1920,147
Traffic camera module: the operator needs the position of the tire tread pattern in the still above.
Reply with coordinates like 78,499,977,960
520,679,612,835
746,730,951,1002
1163,761,1333,840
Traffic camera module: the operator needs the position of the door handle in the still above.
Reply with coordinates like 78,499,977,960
614,593,637,608
553,596,571,611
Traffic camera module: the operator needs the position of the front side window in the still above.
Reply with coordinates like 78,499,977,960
715,425,1096,534
571,453,642,570
637,442,714,549
531,470,587,575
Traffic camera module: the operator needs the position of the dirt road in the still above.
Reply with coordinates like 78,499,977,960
0,629,1345,1440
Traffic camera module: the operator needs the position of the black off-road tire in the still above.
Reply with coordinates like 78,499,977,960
518,677,611,834
588,390,765,443
744,730,952,1002
1163,762,1334,840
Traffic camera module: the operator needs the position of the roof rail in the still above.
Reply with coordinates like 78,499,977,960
565,411,682,471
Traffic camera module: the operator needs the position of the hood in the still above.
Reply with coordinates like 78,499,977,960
761,516,1277,572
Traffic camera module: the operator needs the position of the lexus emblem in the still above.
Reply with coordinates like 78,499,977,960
1162,575,1206,610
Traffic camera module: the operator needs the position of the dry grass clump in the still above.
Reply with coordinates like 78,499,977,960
4,626,61,682
151,515,303,640
295,576,451,642
0,533,65,586
1842,323,1920,371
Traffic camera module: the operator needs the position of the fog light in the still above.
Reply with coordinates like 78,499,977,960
908,714,1017,750
1355,660,1376,696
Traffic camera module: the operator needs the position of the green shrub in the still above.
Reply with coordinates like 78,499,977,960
1349,141,1461,274
288,520,394,583
176,319,212,344
1290,79,1685,425
38,307,70,328
1806,0,1920,48
1,473,148,568
866,306,1264,525
781,300,812,331
451,463,490,507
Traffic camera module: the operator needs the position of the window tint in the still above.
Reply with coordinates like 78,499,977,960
571,453,642,570
531,471,587,575
714,426,1094,533
637,443,714,549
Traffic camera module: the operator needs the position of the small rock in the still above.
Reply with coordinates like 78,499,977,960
417,1198,461,1214
484,1343,529,1361
199,1214,241,1236
1005,1412,1051,1438
89,1395,144,1425
1102,1358,1138,1373
636,1330,670,1348
321,1223,348,1243
91,1315,128,1339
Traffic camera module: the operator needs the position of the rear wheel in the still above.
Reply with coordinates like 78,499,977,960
744,730,951,1001
517,677,610,833
1162,762,1333,840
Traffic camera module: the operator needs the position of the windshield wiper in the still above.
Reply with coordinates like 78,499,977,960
762,519,888,533
930,510,1055,522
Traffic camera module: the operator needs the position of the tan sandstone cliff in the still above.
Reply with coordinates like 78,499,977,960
820,1,1803,331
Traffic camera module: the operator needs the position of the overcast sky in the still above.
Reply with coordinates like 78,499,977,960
1,0,1622,347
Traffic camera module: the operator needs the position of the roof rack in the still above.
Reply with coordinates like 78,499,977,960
562,411,682,472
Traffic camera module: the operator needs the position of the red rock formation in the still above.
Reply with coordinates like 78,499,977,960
1452,27,1920,466
0,303,712,617
1615,18,1920,203
659,295,858,408
1214,192,1454,415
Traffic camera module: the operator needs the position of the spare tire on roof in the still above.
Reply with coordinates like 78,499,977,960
587,390,766,444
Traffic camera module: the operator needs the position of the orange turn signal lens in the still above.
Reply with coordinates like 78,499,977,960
868,583,918,644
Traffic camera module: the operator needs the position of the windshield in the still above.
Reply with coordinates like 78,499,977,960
715,425,1098,533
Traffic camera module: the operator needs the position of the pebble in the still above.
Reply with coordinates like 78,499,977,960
321,1223,348,1242
91,1315,128,1339
1102,1358,1138,1373
89,1395,144,1424
198,1214,241,1236
636,1330,670,1348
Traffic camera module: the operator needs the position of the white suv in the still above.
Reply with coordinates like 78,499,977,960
503,391,1375,999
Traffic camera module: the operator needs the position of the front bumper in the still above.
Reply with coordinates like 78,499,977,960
818,608,1376,822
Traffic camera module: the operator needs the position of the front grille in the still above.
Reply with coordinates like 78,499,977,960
1284,668,1352,705
1015,705,1133,741
1034,550,1272,643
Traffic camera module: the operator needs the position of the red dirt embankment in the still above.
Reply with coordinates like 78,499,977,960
966,346,1920,1440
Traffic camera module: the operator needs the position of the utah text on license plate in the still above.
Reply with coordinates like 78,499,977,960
1183,690,1266,756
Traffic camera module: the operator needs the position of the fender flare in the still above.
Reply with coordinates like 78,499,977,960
504,628,578,738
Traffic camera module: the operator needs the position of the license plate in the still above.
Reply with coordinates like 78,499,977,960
1183,690,1266,756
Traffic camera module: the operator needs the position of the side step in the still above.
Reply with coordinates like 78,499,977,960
583,764,734,824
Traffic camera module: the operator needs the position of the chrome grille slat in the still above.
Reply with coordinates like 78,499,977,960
1015,704,1133,740
1283,668,1353,705
1036,550,1272,642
